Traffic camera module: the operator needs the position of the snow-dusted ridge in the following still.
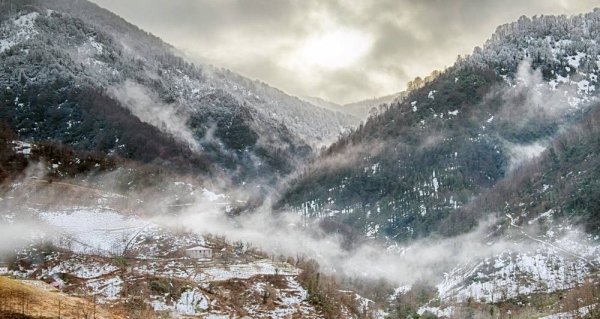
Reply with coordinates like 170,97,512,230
0,12,39,53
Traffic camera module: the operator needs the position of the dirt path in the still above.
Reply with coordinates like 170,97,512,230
26,179,123,197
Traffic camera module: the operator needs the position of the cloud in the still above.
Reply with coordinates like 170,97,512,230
488,59,588,172
150,189,587,287
506,141,547,172
0,165,592,290
88,0,598,104
109,80,202,153
0,221,45,256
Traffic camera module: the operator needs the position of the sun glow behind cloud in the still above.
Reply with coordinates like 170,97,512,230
89,0,600,104
290,28,374,71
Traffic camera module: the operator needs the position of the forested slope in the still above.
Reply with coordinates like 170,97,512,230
278,9,600,241
0,0,357,184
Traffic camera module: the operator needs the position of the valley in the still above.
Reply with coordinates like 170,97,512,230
1,1,600,318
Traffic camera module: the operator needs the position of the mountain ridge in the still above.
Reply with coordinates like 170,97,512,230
0,0,358,185
2,2,600,319
278,7,600,241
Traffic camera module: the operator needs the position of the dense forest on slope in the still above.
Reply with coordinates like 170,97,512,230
278,9,600,241
2,3,600,318
0,0,356,185
450,100,600,236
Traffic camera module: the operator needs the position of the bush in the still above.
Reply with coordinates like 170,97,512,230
149,280,169,294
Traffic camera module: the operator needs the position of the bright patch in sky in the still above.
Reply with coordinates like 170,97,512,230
295,29,373,70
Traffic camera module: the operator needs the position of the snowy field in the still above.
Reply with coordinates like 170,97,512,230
38,208,155,256
245,276,314,318
202,260,300,282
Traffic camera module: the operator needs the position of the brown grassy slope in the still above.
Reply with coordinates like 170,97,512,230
0,277,123,319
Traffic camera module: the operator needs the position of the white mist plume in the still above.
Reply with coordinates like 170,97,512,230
1,167,595,295
148,191,584,286
499,59,580,121
110,80,202,152
492,59,593,172
0,213,46,257
506,141,547,173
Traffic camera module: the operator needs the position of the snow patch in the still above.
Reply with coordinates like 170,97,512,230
38,208,153,255
567,52,586,69
202,189,226,202
0,12,39,53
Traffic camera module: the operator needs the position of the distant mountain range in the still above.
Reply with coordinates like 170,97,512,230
302,93,404,119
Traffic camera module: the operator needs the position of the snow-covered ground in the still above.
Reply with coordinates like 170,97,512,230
87,276,124,302
48,256,118,279
3,202,320,317
408,225,600,317
151,287,210,316
436,248,590,304
0,12,39,53
539,304,596,319
38,207,155,255
202,260,299,282
244,276,315,318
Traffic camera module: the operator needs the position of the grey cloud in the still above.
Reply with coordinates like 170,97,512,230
90,0,597,104
318,68,385,102
109,80,202,153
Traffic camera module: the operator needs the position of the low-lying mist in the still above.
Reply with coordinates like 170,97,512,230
2,55,598,292
166,196,590,286
488,59,591,172
0,153,594,292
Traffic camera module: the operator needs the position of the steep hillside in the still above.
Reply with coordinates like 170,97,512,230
450,100,600,238
390,113,600,316
381,110,600,317
0,276,123,319
302,93,404,119
0,179,383,319
0,0,357,183
278,9,600,241
342,93,405,119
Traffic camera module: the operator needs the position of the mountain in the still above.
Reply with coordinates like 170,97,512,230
300,96,344,112
0,178,387,319
386,103,600,317
0,0,357,184
342,93,405,119
0,2,372,318
275,10,600,317
407,101,600,317
302,93,405,119
3,2,600,318
278,9,600,241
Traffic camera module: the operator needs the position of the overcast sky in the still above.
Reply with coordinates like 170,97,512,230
90,0,598,104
